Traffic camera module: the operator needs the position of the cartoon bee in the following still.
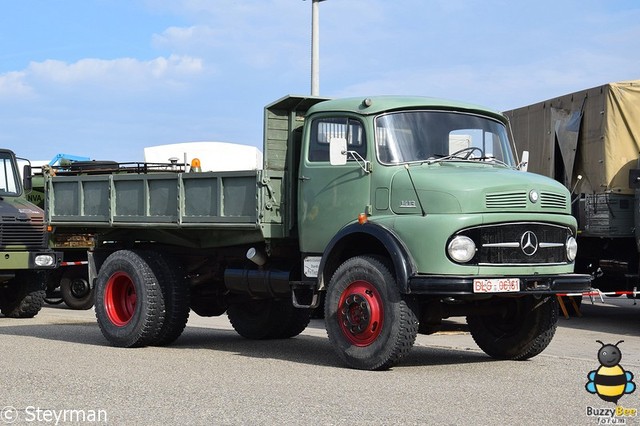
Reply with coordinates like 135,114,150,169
585,340,636,404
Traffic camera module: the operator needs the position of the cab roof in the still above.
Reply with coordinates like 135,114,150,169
306,95,506,123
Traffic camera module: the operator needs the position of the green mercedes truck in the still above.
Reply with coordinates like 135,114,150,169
44,95,591,370
0,149,60,318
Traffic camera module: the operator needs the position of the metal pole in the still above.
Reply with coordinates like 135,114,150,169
310,0,323,96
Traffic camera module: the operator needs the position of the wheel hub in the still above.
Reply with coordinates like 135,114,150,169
341,294,371,334
104,272,136,327
70,278,90,298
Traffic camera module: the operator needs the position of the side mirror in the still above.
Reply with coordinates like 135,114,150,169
518,150,529,172
23,165,32,192
329,137,348,165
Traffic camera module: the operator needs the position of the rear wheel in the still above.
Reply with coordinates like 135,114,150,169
0,271,46,318
467,295,558,360
94,250,165,347
139,252,190,346
60,267,94,310
228,299,311,340
325,256,418,370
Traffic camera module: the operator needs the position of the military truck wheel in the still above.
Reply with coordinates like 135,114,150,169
94,250,165,347
139,252,190,346
467,295,558,360
324,256,418,371
268,301,312,339
60,268,94,310
190,286,227,317
0,271,46,318
228,299,310,339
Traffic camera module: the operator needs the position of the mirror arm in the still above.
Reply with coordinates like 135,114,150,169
343,150,372,174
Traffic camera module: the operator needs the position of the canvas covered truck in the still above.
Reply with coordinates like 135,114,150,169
0,149,60,317
504,80,640,297
44,95,590,370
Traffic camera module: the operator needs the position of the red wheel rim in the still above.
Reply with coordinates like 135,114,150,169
104,272,137,326
338,280,384,346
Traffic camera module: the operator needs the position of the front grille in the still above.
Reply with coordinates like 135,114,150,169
485,191,568,210
540,192,567,209
485,192,527,209
458,222,571,265
0,216,47,249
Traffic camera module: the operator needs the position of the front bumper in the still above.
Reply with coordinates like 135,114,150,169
408,273,591,296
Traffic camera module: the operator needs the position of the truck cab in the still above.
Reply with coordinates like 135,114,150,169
290,96,590,368
0,149,61,317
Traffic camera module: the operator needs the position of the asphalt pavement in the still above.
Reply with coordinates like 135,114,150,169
0,296,638,425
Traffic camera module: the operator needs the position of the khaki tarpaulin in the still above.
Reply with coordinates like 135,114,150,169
504,80,640,195
603,81,640,194
552,107,581,188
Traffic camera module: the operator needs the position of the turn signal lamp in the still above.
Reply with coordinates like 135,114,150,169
358,213,368,224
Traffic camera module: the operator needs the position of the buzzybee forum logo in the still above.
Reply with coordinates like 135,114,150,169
586,340,636,403
584,340,637,423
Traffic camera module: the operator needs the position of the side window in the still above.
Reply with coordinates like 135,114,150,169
309,117,366,162
0,154,19,195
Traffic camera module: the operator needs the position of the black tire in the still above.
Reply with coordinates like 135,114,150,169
324,256,418,370
467,295,558,360
138,252,190,346
190,286,228,317
0,271,46,318
227,299,311,340
268,301,312,339
94,250,165,347
60,267,94,310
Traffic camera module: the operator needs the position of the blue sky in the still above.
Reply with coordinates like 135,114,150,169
1,0,638,162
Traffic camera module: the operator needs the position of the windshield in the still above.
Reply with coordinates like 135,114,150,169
375,111,515,167
0,151,21,196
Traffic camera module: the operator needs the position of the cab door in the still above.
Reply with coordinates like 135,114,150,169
298,116,371,253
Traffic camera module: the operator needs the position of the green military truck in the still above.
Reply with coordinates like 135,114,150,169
0,149,61,317
44,95,590,370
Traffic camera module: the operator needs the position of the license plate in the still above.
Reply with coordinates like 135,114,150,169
473,278,520,293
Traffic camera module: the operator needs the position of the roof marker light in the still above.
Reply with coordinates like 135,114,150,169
190,158,202,173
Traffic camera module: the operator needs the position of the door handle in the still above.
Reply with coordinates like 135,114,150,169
299,176,311,181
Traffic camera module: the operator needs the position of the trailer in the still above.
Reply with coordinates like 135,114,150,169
44,95,590,370
503,80,640,295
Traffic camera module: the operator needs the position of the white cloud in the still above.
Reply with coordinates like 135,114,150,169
0,55,204,101
0,70,34,98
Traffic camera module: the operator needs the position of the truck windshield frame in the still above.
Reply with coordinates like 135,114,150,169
0,151,21,196
375,110,515,167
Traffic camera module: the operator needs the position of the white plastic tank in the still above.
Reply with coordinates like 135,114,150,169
144,142,263,172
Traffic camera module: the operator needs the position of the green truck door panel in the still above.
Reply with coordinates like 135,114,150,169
298,162,370,253
298,116,371,253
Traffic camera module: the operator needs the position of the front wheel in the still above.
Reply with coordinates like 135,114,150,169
0,271,46,318
467,295,558,360
325,256,418,370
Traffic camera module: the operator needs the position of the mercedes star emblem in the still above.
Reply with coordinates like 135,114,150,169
520,231,539,256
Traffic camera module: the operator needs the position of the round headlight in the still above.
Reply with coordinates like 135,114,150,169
448,236,477,263
566,236,578,262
